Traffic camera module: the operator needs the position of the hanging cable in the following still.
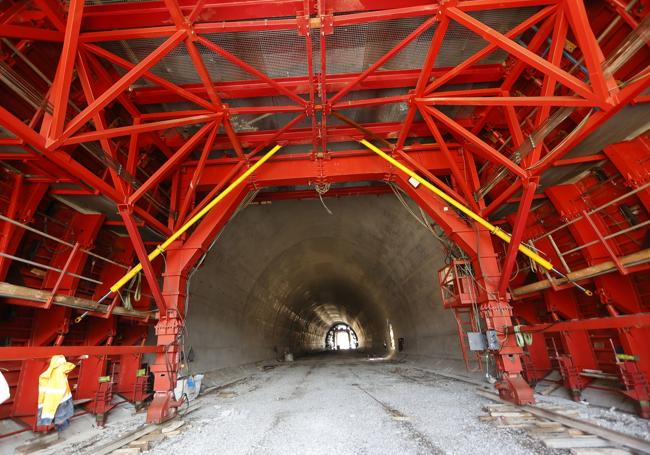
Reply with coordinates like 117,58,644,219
314,181,333,215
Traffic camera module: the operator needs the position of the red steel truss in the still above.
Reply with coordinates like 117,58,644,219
0,0,649,429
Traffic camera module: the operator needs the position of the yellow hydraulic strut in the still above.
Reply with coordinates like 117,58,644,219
77,144,283,321
359,139,592,296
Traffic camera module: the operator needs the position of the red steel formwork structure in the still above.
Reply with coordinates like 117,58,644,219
0,0,649,430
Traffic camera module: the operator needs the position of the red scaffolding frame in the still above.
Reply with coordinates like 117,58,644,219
0,0,649,428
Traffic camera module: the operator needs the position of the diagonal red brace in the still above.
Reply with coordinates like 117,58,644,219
44,242,81,310
119,205,168,315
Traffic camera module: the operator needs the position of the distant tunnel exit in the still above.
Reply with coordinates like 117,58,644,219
326,323,359,350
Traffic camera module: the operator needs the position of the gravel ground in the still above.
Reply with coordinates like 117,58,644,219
535,392,650,441
23,352,650,455
147,352,555,455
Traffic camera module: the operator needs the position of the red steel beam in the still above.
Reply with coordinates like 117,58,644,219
416,96,596,107
445,6,596,102
0,345,163,360
48,0,84,140
563,0,616,103
119,205,168,313
497,178,538,295
0,109,171,237
329,16,437,105
176,121,221,226
129,121,217,204
32,0,66,31
78,1,436,37
58,30,188,144
457,0,557,10
419,107,478,209
76,53,129,196
420,104,528,179
397,15,449,150
196,36,307,106
83,43,215,111
424,5,557,94
518,313,650,334
131,66,504,104
529,69,650,176
208,121,467,150
0,25,64,41
191,147,456,189
62,114,220,145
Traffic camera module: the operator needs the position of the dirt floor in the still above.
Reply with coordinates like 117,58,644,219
144,352,554,455
10,351,650,455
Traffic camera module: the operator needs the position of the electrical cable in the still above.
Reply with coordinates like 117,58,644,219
314,182,333,215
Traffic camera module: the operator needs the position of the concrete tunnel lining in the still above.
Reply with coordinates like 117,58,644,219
184,194,465,375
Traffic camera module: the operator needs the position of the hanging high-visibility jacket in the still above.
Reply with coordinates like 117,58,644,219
0,371,9,404
37,355,76,423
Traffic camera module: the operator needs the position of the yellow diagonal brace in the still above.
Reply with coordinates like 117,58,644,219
359,139,553,271
109,144,283,294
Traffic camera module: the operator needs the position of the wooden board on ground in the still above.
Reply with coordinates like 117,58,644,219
111,448,140,455
541,436,610,449
570,448,634,455
161,420,185,434
86,424,159,455
476,388,650,454
128,439,150,450
15,432,60,454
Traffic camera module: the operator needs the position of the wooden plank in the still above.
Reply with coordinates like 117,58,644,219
87,424,160,455
489,411,533,417
542,436,610,449
15,432,60,454
476,389,650,453
570,449,634,455
512,248,650,296
0,281,154,319
529,426,568,434
161,421,185,434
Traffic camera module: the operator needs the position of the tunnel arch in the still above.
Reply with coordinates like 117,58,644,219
182,195,464,373
325,323,359,350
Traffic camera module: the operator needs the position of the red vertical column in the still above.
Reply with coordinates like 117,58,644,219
473,230,534,404
146,186,249,423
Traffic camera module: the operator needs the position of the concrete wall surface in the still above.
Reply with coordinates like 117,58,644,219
185,194,465,374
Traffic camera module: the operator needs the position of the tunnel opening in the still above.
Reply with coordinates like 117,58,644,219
325,323,359,350
184,195,464,377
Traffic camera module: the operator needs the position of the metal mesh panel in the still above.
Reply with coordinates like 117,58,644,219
98,39,161,88
437,8,540,67
323,17,433,75
436,20,494,67
0,126,15,138
201,29,309,81
98,7,539,88
195,41,255,82
96,7,541,134
0,145,27,156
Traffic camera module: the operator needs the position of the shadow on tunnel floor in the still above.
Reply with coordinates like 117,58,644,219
288,349,401,363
